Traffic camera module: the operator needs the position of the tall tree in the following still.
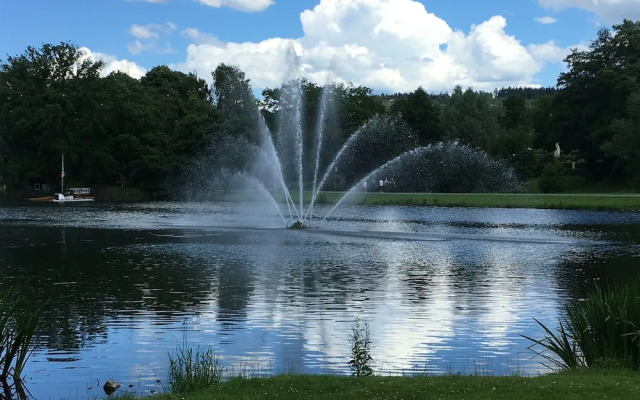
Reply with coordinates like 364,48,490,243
390,87,442,145
0,42,104,189
551,20,640,177
212,64,259,143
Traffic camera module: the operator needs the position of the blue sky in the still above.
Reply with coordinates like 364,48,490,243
1,0,639,94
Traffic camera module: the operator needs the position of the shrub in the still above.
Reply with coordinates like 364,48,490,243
538,162,566,193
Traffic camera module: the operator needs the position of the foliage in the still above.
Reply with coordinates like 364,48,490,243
441,86,500,150
168,345,224,394
0,289,40,399
523,279,640,372
348,317,373,377
538,162,566,193
551,20,640,179
390,86,442,145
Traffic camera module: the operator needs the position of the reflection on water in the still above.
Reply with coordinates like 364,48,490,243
1,202,640,399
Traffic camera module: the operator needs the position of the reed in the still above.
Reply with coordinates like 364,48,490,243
523,279,640,371
168,345,223,394
0,289,40,398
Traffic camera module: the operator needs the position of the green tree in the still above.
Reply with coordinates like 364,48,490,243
441,86,500,151
0,42,104,190
551,20,640,178
390,87,442,145
602,91,640,184
212,64,259,143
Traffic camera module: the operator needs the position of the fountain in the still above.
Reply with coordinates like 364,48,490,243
185,76,521,228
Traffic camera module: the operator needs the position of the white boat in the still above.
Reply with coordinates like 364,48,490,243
52,154,95,202
52,192,95,202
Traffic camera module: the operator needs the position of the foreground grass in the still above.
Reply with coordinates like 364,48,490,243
124,370,640,400
218,191,640,211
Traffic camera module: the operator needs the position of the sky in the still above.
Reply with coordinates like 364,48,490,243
1,0,640,95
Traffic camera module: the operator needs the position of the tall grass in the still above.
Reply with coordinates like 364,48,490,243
523,279,640,371
168,345,223,393
0,289,40,399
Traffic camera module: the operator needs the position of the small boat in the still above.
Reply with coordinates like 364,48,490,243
52,192,95,202
26,154,95,202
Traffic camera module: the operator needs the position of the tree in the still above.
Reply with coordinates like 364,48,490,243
390,87,442,145
441,86,500,151
551,20,640,178
212,64,259,143
602,91,640,183
0,42,104,190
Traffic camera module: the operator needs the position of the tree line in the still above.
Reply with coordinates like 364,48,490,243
1,19,639,198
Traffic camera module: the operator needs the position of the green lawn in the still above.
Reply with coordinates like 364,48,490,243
123,370,640,400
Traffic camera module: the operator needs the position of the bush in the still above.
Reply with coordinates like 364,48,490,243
538,162,566,193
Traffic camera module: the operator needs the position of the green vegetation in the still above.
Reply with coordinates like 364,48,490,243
115,371,640,400
0,290,40,399
524,279,640,371
167,345,223,394
348,317,373,377
2,20,640,199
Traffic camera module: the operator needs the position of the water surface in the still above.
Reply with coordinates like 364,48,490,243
1,201,639,399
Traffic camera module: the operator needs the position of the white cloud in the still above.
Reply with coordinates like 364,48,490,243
538,0,640,23
175,0,571,93
535,16,557,24
195,0,274,12
527,40,570,62
130,24,160,39
181,28,221,45
128,23,177,54
79,47,147,79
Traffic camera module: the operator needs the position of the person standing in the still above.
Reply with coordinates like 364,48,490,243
378,179,384,193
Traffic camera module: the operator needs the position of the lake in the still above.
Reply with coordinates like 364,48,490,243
1,201,639,399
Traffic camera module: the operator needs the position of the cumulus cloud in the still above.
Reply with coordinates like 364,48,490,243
538,0,640,23
79,47,147,79
195,0,274,12
535,16,557,24
175,0,571,93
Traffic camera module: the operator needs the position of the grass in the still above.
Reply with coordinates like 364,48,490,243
522,279,640,372
0,289,40,399
114,370,640,400
216,190,640,211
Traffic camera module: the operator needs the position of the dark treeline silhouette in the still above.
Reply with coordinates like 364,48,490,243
1,19,639,199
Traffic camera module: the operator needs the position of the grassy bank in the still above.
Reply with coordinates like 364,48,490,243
355,192,640,211
125,370,640,400
218,191,640,211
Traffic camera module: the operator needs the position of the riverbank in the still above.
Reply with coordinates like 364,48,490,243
352,192,640,211
127,370,639,399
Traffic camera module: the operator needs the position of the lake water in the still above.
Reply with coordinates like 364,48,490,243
1,201,640,399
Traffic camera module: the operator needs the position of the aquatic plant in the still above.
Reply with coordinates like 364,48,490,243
168,340,223,394
0,289,40,399
523,279,640,371
348,317,373,377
